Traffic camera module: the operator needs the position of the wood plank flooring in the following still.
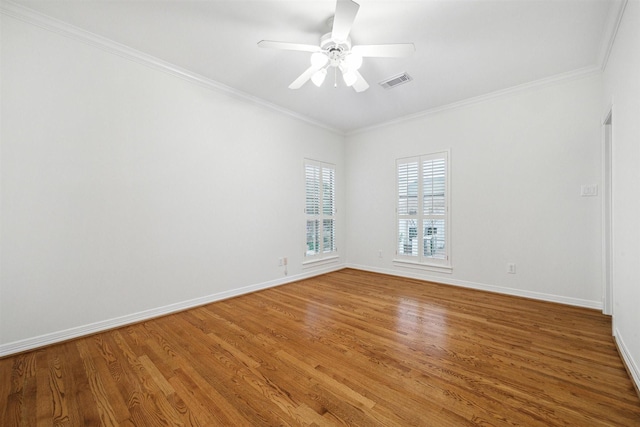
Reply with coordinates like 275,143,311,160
2,268,639,426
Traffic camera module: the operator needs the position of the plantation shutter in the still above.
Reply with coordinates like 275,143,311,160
422,155,447,260
305,163,320,256
322,166,336,253
305,160,336,258
397,152,449,265
397,158,419,257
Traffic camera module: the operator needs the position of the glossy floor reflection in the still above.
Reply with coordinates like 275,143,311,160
2,268,639,426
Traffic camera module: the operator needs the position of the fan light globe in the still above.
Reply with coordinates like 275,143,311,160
310,52,329,67
342,69,357,87
311,69,327,87
344,53,363,70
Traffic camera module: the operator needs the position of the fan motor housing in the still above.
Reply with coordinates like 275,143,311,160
320,32,351,62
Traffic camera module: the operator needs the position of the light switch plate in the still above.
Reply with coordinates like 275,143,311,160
580,185,598,197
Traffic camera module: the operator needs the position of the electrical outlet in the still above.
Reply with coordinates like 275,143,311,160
507,263,516,274
378,250,383,258
278,258,283,266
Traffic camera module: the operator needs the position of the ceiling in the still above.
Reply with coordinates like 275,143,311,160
8,0,621,133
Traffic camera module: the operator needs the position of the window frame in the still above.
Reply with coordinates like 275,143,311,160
394,151,452,272
303,159,338,265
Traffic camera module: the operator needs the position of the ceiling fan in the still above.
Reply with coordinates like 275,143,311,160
258,0,415,92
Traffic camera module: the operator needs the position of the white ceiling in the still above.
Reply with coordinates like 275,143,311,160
9,0,620,133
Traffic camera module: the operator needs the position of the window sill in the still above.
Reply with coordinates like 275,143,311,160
393,259,453,274
303,255,340,269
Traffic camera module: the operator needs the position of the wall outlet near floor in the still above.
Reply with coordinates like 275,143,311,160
279,257,289,275
378,250,383,258
507,263,516,274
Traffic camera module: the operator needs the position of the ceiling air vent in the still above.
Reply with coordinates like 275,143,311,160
379,72,413,89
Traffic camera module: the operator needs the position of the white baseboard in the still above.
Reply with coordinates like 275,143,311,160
346,263,603,310
614,328,640,395
0,262,604,357
0,263,345,357
349,264,640,393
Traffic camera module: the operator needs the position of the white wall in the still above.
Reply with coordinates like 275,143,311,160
345,74,604,308
1,5,635,386
602,0,640,390
0,15,345,352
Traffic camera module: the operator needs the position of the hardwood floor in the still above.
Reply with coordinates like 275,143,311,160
2,268,639,426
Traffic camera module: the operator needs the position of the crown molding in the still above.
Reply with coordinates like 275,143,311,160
348,0,628,137
348,65,602,137
0,0,344,136
597,0,628,71
2,0,626,137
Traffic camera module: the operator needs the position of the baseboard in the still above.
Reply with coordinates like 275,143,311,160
614,328,640,398
0,262,604,357
346,264,603,310
0,263,345,357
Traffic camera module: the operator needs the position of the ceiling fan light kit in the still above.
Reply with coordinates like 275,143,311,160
341,67,358,87
258,0,415,93
310,52,329,68
311,68,328,87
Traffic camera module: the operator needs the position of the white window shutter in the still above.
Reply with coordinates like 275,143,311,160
305,164,320,216
396,152,450,266
422,155,447,260
305,160,337,259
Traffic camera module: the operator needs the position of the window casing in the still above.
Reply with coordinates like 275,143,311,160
396,152,451,270
305,160,336,261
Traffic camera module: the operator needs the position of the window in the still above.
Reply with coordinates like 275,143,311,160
396,151,451,270
305,160,336,261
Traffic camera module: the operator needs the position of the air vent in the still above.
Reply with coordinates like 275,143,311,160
379,72,413,89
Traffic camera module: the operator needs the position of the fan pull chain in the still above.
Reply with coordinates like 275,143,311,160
334,67,338,88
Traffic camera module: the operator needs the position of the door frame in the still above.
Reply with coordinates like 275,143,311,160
602,106,613,317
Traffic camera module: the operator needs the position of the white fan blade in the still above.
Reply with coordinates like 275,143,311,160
289,65,322,89
258,40,321,53
352,43,415,58
351,70,369,92
332,0,360,42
